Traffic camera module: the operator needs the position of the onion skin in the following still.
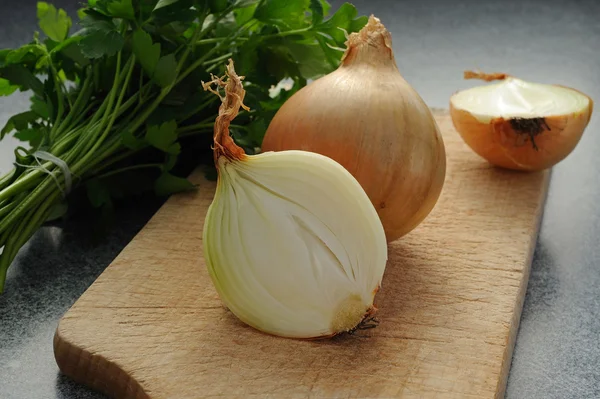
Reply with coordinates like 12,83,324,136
261,16,446,242
450,72,594,171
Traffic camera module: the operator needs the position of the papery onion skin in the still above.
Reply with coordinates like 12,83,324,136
260,16,446,243
202,61,388,340
450,71,594,171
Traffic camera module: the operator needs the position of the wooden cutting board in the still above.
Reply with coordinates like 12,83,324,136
53,109,550,399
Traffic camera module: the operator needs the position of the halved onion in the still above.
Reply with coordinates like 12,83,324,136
450,71,593,171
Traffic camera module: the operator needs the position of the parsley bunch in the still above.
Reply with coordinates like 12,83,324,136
0,0,367,291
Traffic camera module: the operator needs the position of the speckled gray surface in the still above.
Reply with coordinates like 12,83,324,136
1,0,599,398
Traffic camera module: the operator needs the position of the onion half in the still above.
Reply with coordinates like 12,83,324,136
201,61,388,339
450,71,593,171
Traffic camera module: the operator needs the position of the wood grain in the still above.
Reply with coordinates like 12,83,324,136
54,110,550,399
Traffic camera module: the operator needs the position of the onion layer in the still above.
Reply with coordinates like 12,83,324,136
261,16,446,242
450,71,594,171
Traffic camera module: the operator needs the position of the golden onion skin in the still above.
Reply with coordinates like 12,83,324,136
261,16,446,242
450,104,593,171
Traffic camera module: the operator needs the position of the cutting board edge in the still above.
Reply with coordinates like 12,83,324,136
54,326,150,399
52,180,193,399
494,169,551,399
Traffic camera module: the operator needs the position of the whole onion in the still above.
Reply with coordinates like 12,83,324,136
261,16,446,242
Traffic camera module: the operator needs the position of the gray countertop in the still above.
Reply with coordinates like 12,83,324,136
1,0,599,398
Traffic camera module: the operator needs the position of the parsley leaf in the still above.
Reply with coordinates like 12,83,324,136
209,0,229,13
14,128,43,148
232,40,259,78
154,0,180,10
86,178,113,209
121,130,147,150
320,0,332,17
31,96,51,119
234,3,257,26
254,0,310,29
79,12,124,59
37,2,72,42
0,64,45,96
1,111,39,138
59,42,90,67
145,120,180,154
6,45,46,65
163,153,178,172
154,172,195,196
0,78,18,96
285,39,331,79
151,0,196,25
316,3,368,43
310,0,324,25
106,0,135,19
132,29,160,77
154,54,177,87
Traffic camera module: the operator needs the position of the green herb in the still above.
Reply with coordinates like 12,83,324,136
0,0,367,292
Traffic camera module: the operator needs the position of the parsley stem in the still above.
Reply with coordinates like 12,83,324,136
87,56,135,156
259,26,314,41
122,19,205,138
0,221,9,248
195,37,249,45
128,88,168,134
0,191,57,288
87,54,135,130
0,57,137,231
179,97,217,123
193,5,238,44
49,35,81,55
178,123,213,133
55,71,93,137
66,100,100,134
0,225,20,288
177,22,254,85
138,70,144,106
95,163,163,180
75,53,127,160
0,201,36,277
0,170,15,192
62,91,139,164
0,154,73,235
0,201,16,220
175,15,206,77
203,53,233,66
0,170,44,203
51,125,89,156
49,65,65,141
79,136,129,182
87,147,135,176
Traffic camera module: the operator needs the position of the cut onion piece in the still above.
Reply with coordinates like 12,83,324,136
450,71,593,171
201,60,388,339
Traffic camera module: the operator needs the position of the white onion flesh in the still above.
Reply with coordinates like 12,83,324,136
451,77,590,123
204,150,388,339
